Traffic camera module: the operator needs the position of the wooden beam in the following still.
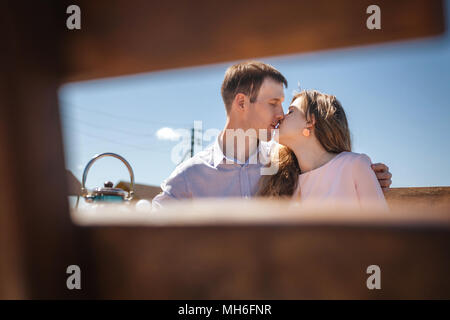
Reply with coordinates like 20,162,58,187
86,224,450,299
64,0,445,82
0,1,91,299
71,200,450,299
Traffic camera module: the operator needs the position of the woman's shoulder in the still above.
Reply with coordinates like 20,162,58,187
337,151,372,168
339,151,372,162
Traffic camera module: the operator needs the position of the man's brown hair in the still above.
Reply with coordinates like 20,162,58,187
221,61,288,112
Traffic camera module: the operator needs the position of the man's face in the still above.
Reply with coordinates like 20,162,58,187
247,77,285,141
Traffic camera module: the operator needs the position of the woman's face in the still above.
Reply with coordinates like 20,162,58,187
276,96,309,146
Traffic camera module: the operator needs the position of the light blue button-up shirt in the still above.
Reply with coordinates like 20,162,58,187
152,136,275,209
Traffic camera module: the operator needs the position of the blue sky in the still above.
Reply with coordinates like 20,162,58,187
60,2,450,192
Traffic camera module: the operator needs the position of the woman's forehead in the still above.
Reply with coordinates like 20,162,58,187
291,96,304,109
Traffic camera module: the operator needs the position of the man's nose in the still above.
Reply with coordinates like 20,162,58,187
276,107,285,120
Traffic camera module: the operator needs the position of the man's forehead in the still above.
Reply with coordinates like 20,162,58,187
258,78,285,100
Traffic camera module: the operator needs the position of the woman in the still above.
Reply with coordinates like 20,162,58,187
258,89,388,211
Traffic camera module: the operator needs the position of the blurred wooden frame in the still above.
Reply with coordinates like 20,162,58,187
64,0,445,81
0,0,447,299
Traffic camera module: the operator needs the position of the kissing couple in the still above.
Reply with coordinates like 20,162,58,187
152,61,391,211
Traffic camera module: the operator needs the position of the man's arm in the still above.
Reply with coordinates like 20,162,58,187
371,163,392,191
151,167,191,210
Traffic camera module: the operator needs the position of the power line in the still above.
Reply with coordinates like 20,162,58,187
61,112,159,138
63,124,170,154
59,99,191,128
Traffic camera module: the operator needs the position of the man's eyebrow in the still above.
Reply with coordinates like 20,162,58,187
270,98,284,102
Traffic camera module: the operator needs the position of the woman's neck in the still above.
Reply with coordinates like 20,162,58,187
289,140,336,174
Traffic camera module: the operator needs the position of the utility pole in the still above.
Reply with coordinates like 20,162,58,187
190,127,195,157
179,121,203,165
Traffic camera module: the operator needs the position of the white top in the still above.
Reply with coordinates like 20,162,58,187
292,152,389,211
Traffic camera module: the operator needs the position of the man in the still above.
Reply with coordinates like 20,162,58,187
152,61,392,209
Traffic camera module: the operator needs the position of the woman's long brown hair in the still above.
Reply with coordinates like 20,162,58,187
257,89,352,198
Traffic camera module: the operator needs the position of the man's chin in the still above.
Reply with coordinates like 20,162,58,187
259,130,272,142
269,128,281,142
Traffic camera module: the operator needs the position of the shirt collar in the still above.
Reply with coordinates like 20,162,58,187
212,134,273,168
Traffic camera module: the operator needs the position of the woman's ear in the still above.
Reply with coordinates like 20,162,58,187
306,114,316,129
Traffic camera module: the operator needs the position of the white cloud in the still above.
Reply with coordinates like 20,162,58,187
156,127,182,141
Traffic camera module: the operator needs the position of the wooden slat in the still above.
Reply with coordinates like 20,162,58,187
72,200,450,299
0,1,90,299
71,199,450,299
72,199,450,227
385,186,450,211
86,224,450,299
64,0,445,82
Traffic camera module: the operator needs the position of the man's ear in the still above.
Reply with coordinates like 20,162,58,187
233,93,246,111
